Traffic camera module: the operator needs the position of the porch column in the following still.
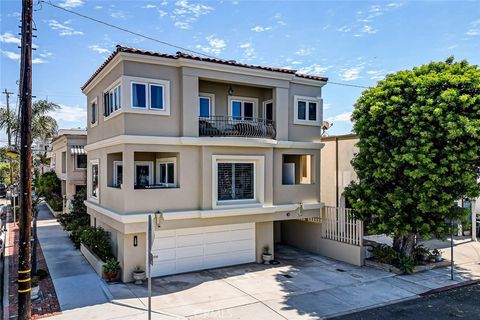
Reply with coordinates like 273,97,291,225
182,73,199,137
122,145,134,195
274,87,289,141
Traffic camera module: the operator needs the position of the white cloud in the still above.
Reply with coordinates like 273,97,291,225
172,0,213,29
340,66,363,81
174,21,190,29
110,10,126,19
94,5,103,9
49,105,87,122
327,111,352,123
196,35,226,55
296,48,313,56
47,20,84,36
362,25,377,34
0,32,21,45
58,0,84,9
366,70,386,80
251,26,272,32
1,50,20,61
38,51,53,58
446,44,458,50
337,25,351,33
239,42,256,60
465,20,480,36
298,64,331,75
89,45,110,54
274,13,286,26
142,4,157,9
32,58,47,64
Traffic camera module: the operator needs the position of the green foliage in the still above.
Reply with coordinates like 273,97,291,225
81,227,113,262
58,191,91,249
345,58,480,250
397,255,415,274
370,244,416,274
35,171,63,211
103,258,120,274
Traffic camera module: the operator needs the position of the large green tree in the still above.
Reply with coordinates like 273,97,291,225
344,57,480,257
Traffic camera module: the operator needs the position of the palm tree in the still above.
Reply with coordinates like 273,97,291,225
0,99,59,144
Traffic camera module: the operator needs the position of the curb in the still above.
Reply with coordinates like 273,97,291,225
420,279,480,297
2,210,10,320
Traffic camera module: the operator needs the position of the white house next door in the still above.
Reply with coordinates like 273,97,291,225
150,223,255,277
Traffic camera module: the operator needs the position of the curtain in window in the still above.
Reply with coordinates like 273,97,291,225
217,163,254,201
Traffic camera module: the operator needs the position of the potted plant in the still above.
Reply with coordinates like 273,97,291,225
262,245,273,265
103,258,120,281
31,276,41,300
432,249,443,262
413,245,430,264
132,265,146,285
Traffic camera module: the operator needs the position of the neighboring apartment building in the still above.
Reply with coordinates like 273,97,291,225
50,129,87,211
33,138,52,175
82,46,326,282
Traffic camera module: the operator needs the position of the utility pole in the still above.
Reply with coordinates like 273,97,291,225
2,89,14,186
18,0,33,319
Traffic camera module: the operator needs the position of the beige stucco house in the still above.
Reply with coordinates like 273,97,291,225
50,129,87,211
82,45,330,282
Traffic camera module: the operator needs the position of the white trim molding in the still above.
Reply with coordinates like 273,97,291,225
212,155,265,209
126,75,171,116
88,159,100,203
199,92,215,117
155,157,177,187
134,161,154,188
90,97,98,127
293,95,322,126
85,135,325,152
113,160,123,187
227,96,259,119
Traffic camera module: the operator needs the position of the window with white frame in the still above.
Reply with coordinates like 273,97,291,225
199,93,215,118
103,84,121,117
229,97,257,120
130,79,170,113
263,100,273,122
134,161,153,189
76,154,87,170
113,161,123,187
90,160,99,200
217,162,255,201
156,158,176,187
91,98,98,125
294,96,321,125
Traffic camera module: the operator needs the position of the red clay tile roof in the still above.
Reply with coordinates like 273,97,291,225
81,45,328,91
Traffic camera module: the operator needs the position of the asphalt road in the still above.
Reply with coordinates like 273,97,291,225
332,284,480,320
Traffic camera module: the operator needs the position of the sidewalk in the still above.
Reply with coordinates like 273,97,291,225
36,203,109,311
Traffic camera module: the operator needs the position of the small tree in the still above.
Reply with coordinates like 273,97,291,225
344,57,480,257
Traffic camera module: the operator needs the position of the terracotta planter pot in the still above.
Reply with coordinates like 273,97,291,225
104,272,118,282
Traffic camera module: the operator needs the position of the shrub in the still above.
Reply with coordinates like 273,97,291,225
370,244,416,274
103,258,120,274
81,226,113,262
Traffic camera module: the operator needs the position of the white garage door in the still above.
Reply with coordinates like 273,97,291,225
151,223,256,277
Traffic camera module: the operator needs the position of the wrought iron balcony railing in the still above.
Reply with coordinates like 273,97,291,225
199,116,276,139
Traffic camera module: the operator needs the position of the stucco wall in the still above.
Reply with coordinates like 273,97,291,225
288,83,323,142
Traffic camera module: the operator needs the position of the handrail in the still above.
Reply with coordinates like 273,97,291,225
199,116,276,139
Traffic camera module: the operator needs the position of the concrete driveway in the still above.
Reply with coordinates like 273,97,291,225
106,245,478,319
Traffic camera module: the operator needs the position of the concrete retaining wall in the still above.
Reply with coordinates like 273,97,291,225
281,220,364,266
80,243,105,277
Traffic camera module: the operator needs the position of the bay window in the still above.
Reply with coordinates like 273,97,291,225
134,161,153,189
103,84,121,117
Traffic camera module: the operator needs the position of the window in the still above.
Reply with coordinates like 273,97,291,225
229,97,257,120
199,93,215,118
134,161,153,189
217,163,254,201
90,160,99,200
91,98,98,125
294,96,321,125
282,154,313,185
156,158,176,187
104,84,121,117
113,161,122,187
76,154,87,170
132,83,147,108
263,100,273,121
150,84,164,110
61,152,66,173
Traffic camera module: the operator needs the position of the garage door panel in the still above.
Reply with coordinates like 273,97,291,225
176,245,204,259
204,242,229,255
204,231,231,244
151,223,256,277
176,234,204,247
230,229,255,241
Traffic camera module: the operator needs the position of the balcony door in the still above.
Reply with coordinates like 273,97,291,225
229,97,258,120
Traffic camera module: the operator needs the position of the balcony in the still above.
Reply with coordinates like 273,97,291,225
199,116,276,139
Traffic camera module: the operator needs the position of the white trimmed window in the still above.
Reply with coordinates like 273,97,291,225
113,161,123,188
130,78,170,115
293,96,322,126
156,158,176,187
263,100,273,121
103,84,121,117
90,97,98,126
212,155,264,208
199,93,215,118
228,96,258,120
89,160,99,202
75,154,87,170
134,161,153,189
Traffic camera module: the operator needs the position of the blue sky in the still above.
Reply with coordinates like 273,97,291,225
1,0,479,141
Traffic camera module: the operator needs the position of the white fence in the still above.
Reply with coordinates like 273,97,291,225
321,206,363,246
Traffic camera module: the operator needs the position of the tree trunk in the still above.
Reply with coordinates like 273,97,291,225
392,234,416,257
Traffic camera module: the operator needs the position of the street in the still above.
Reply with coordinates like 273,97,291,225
332,284,480,320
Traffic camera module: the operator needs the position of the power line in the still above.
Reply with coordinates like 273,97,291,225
328,81,371,89
38,0,219,59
